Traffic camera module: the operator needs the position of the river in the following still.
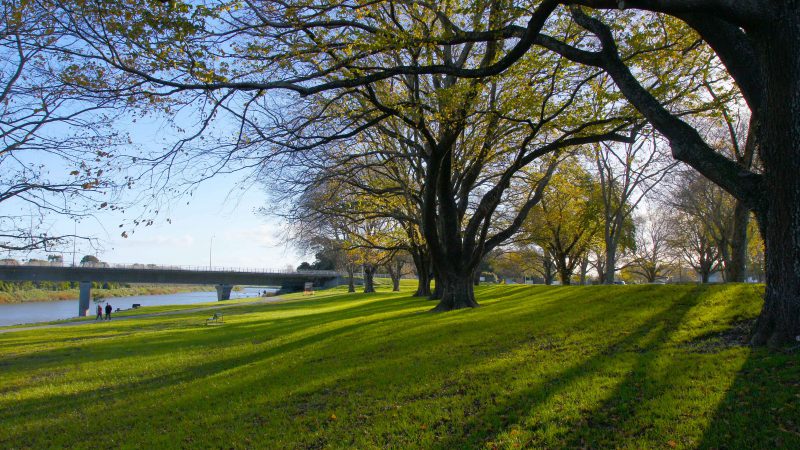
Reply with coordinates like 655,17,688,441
0,286,278,327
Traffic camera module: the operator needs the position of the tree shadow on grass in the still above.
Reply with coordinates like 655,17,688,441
1,285,741,448
0,292,428,372
431,287,705,449
696,346,800,448
0,287,668,444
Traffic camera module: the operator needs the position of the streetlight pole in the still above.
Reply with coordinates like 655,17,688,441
209,235,215,270
72,220,77,267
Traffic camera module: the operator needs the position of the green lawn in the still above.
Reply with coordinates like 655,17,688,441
1,282,798,448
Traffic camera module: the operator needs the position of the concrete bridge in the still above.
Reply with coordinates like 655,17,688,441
0,264,341,316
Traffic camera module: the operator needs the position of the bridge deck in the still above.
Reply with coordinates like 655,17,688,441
0,265,339,286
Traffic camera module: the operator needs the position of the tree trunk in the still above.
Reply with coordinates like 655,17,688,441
579,256,589,285
604,241,618,284
363,265,376,293
387,258,401,292
347,267,356,293
543,251,555,285
412,252,432,297
428,260,443,299
726,200,750,282
750,11,800,346
596,255,606,284
700,269,710,284
416,270,431,297
558,267,572,285
432,272,479,312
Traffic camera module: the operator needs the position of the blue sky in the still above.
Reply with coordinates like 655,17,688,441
12,112,305,269
75,177,300,269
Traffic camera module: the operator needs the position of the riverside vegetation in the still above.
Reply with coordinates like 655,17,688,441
0,282,797,448
0,282,214,304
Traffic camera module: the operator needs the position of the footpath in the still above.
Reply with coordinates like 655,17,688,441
0,296,284,334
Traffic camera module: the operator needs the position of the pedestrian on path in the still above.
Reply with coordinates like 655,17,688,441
95,304,103,321
104,303,112,320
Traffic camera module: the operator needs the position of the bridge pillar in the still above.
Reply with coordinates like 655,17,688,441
215,284,233,301
78,281,92,317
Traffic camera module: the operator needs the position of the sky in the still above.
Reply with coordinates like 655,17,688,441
74,178,301,269
11,113,306,270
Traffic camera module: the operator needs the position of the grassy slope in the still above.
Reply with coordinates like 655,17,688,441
0,282,798,449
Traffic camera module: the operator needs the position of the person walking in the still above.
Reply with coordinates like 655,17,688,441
104,303,112,321
95,304,103,321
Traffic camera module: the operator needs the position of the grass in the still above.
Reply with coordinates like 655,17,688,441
1,282,798,448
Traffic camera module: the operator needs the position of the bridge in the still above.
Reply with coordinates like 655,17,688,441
0,263,342,317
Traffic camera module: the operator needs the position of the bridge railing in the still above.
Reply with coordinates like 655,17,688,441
0,261,341,277
0,262,424,279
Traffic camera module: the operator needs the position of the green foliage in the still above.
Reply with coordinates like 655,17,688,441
80,255,100,265
1,283,796,448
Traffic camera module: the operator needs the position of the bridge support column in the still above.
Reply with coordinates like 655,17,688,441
215,284,233,301
79,281,92,317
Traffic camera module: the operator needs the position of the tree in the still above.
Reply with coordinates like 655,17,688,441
630,214,671,283
53,0,640,312
490,245,548,284
534,4,799,345
667,209,722,283
665,169,740,281
592,130,676,283
521,161,603,285
0,1,128,253
49,0,800,344
47,254,64,266
80,255,100,265
385,252,411,292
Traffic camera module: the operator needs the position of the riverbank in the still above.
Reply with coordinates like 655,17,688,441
0,295,283,333
0,284,214,304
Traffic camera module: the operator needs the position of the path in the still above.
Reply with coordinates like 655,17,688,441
0,296,284,334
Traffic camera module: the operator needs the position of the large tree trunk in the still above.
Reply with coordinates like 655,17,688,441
558,266,572,285
751,11,800,346
363,264,376,293
430,276,442,299
429,264,442,300
432,272,479,312
416,270,431,297
726,200,750,282
411,251,432,297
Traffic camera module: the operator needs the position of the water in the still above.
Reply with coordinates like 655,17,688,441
0,286,277,327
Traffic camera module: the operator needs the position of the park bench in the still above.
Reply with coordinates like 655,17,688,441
205,312,224,325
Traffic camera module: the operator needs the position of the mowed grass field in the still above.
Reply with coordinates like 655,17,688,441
1,282,798,449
